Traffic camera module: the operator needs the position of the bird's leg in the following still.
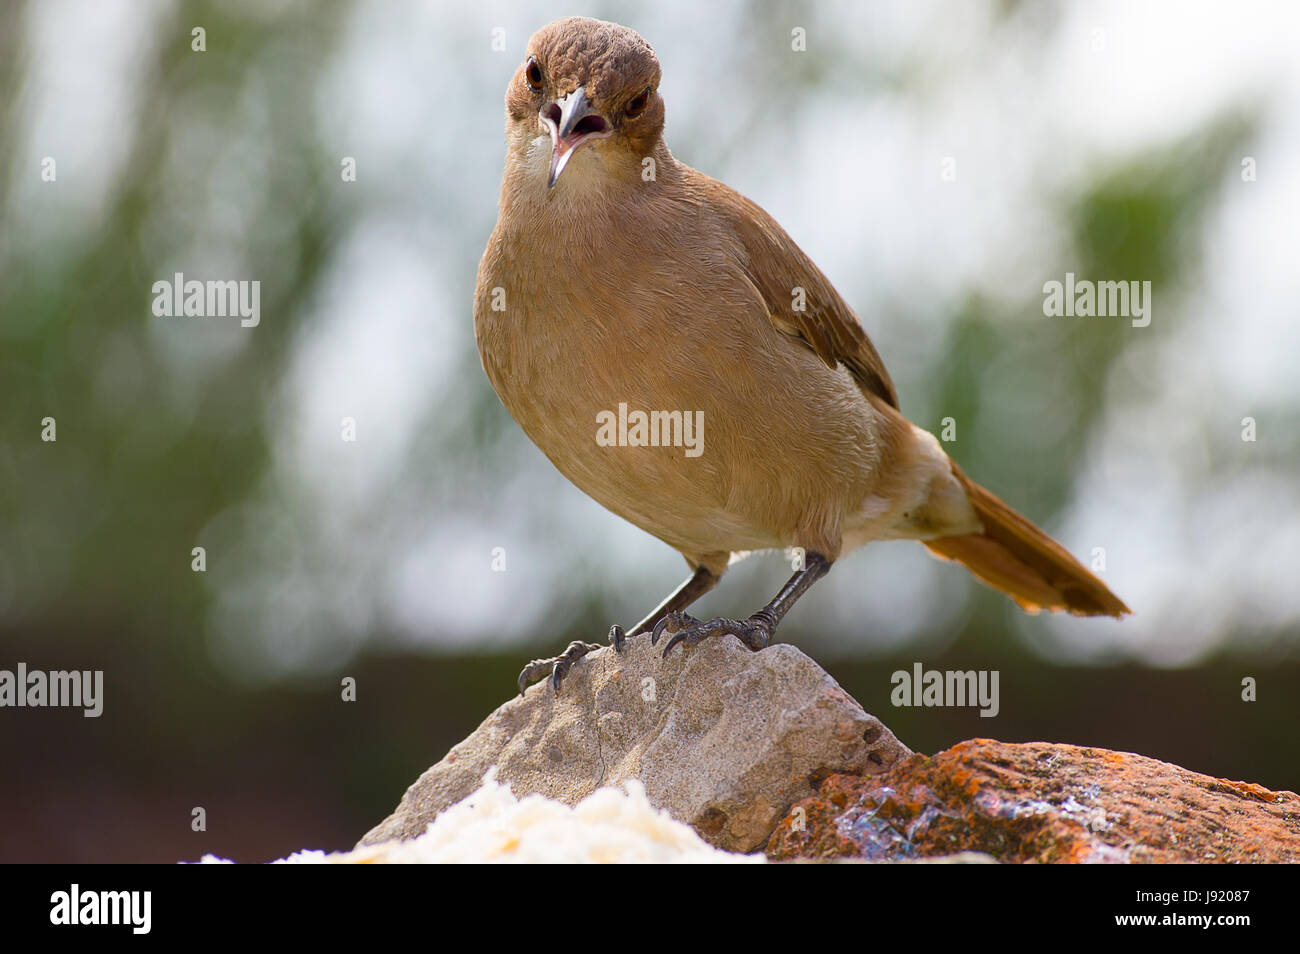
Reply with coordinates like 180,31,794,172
610,565,720,646
652,552,832,657
516,565,719,694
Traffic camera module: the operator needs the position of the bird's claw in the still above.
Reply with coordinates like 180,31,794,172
652,610,775,657
516,639,602,695
516,625,630,694
609,623,626,652
517,609,775,693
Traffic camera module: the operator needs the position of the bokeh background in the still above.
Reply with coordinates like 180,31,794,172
2,0,1297,862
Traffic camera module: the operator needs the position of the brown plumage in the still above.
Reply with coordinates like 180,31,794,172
474,18,1128,689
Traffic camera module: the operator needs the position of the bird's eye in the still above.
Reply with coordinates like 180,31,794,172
525,57,543,91
625,88,651,117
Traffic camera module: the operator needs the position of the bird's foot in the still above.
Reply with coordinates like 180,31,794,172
516,625,628,694
650,610,776,657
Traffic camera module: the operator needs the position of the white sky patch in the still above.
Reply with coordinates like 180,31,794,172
9,0,169,249
281,222,459,503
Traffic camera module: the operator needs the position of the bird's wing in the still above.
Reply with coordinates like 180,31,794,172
708,182,900,410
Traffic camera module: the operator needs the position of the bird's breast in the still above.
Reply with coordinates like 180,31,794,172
473,208,888,556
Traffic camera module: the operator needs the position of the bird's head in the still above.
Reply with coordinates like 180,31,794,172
504,17,665,193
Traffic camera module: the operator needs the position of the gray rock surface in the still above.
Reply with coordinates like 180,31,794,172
360,634,911,853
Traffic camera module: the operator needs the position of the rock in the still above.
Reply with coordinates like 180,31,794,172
360,635,911,853
205,771,763,864
767,739,1300,863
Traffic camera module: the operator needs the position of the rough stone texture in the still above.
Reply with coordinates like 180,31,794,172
359,635,910,853
767,739,1300,863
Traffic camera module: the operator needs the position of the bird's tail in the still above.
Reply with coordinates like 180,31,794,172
924,462,1130,617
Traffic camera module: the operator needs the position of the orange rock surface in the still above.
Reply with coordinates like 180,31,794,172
767,739,1300,863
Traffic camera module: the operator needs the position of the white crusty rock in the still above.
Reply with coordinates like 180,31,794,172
360,634,910,853
199,770,759,864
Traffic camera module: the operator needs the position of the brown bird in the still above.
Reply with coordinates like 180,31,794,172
474,17,1129,692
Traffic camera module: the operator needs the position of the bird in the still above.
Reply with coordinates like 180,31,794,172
473,17,1129,693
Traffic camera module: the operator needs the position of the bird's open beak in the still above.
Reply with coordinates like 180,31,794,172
540,87,612,189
